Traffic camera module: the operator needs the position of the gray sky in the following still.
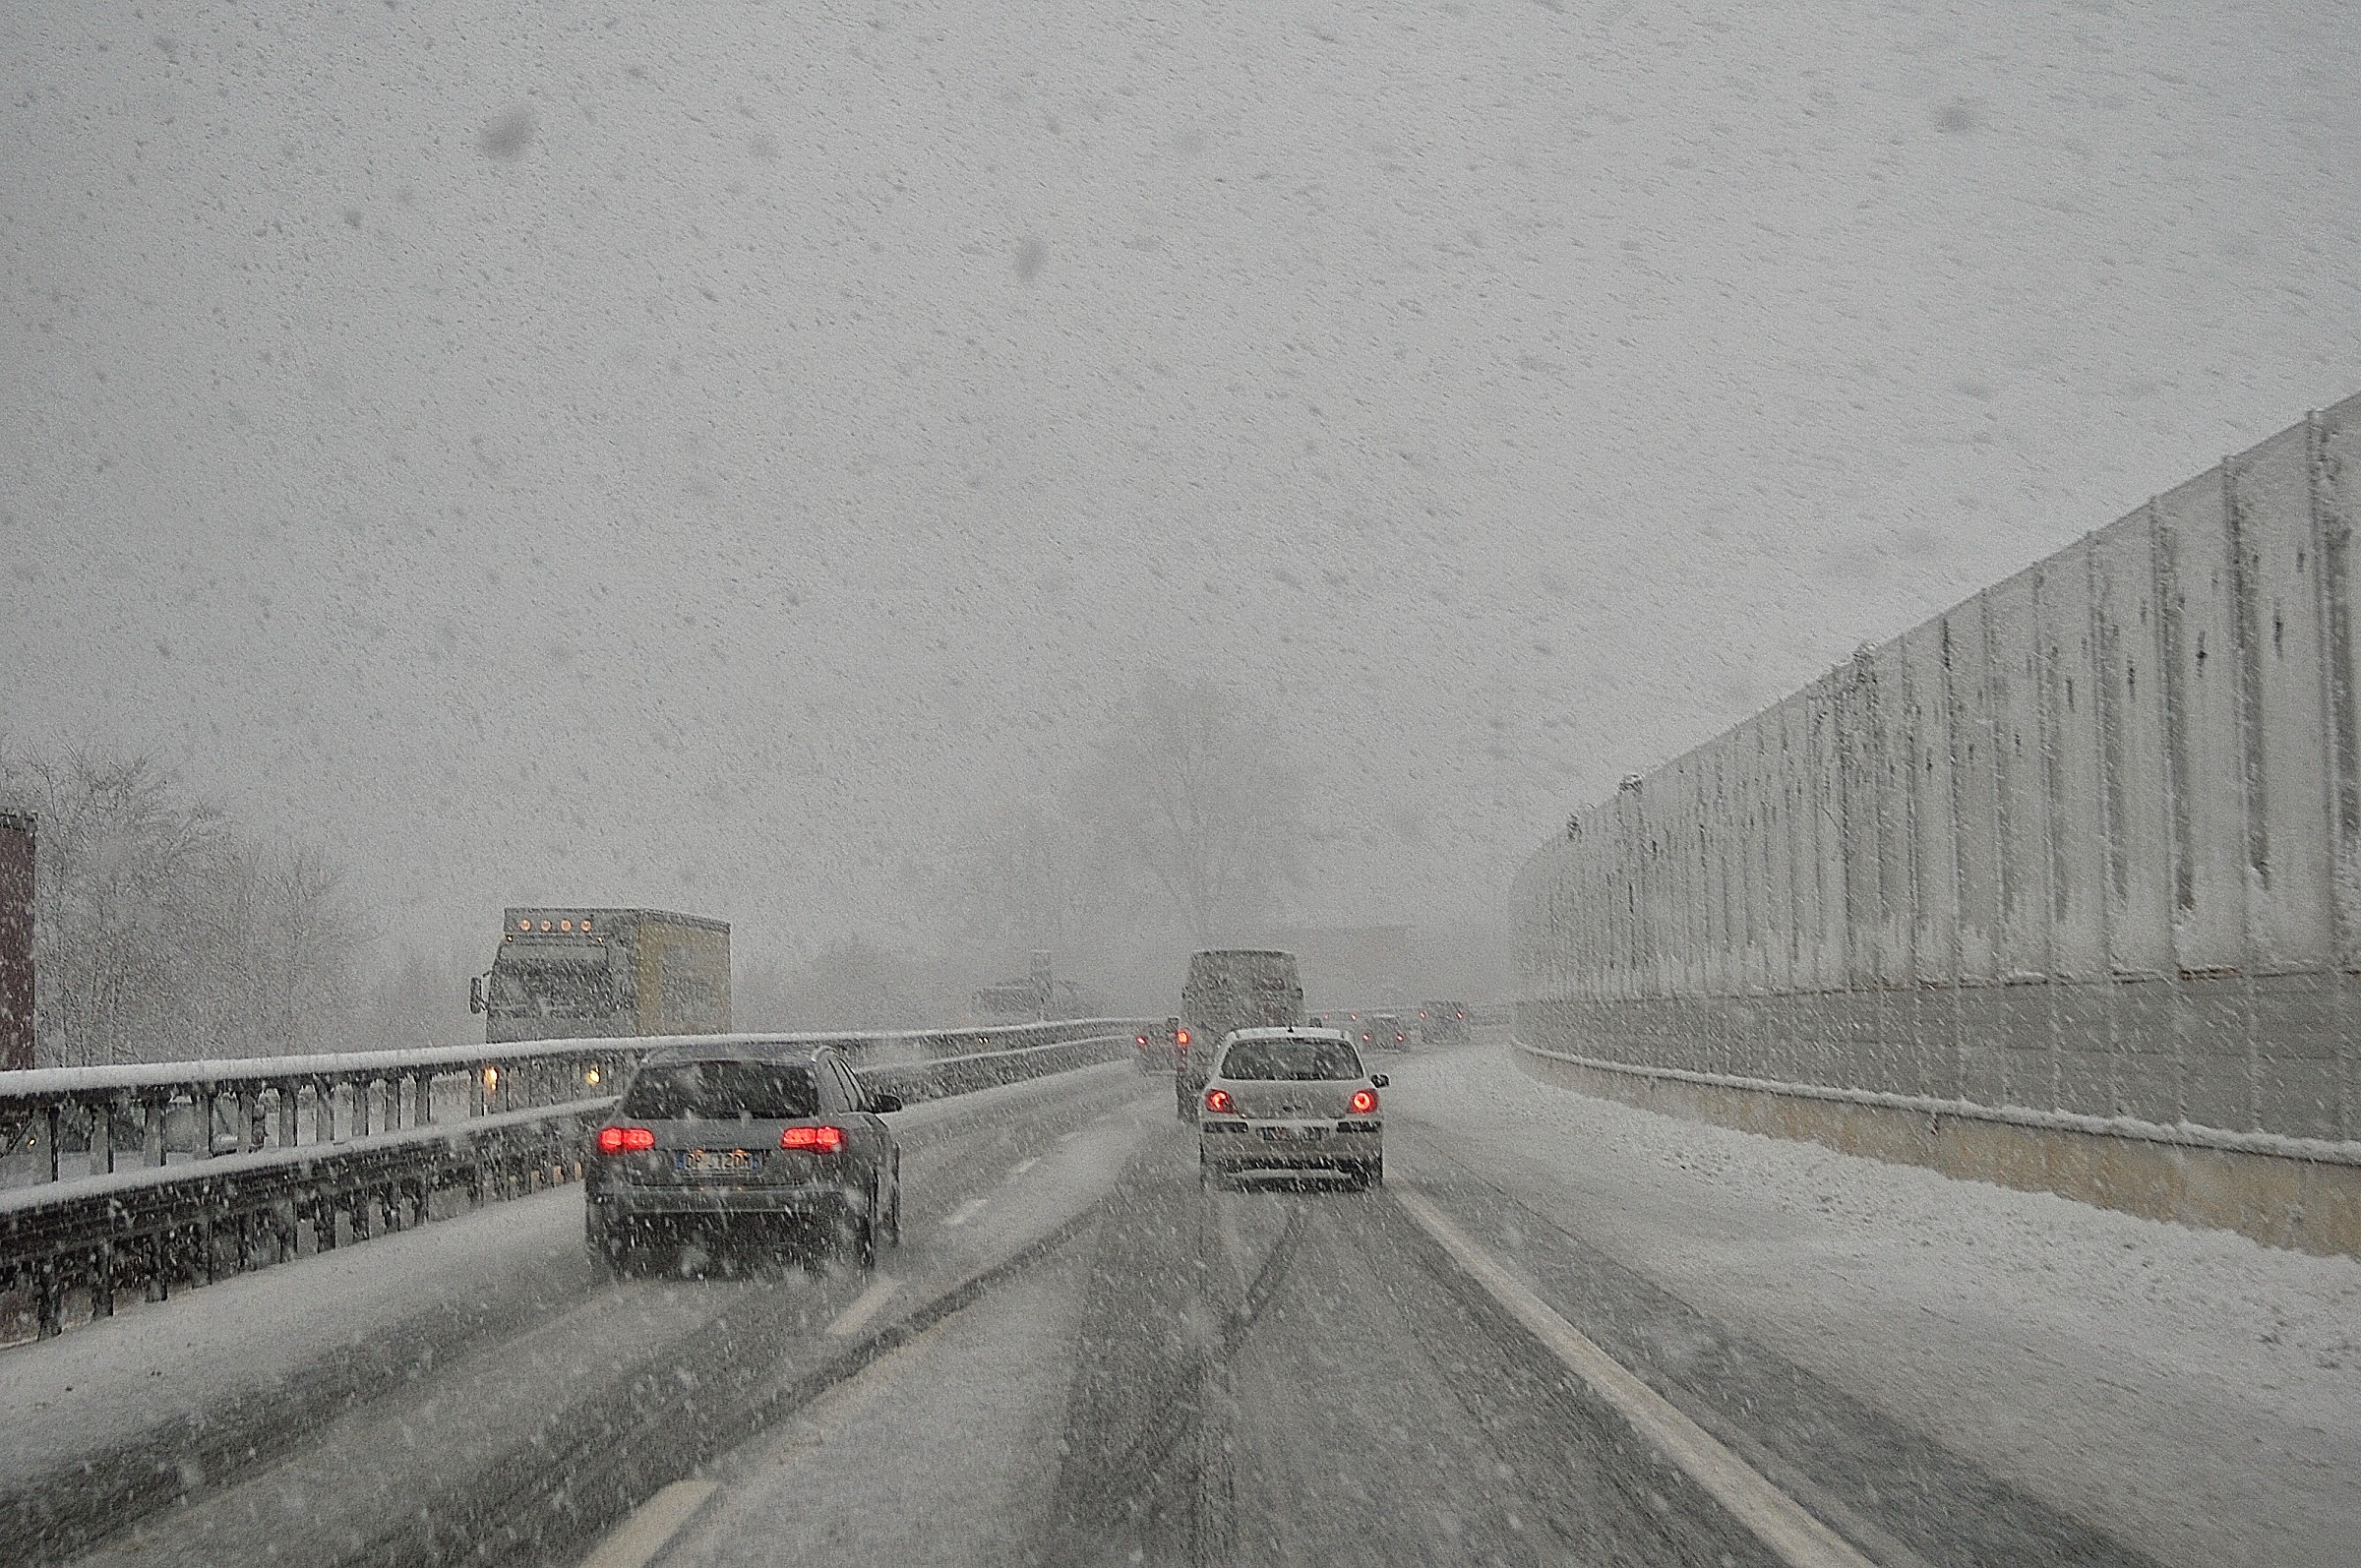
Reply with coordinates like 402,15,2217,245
4,0,2357,970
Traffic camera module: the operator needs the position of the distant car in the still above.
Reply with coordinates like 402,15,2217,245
1197,1027,1385,1190
586,1042,902,1273
1418,1001,1469,1047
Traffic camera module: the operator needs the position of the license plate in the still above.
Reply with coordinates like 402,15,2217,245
681,1148,756,1176
1259,1124,1321,1142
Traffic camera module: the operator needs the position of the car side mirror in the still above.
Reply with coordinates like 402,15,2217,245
871,1092,903,1114
1370,1074,1389,1088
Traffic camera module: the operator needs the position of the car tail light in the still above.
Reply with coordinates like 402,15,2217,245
1349,1088,1378,1115
596,1124,655,1154
781,1124,847,1153
1203,1088,1234,1115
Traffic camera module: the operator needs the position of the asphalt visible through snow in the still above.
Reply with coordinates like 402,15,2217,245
19,1058,2164,1568
650,1094,2155,1568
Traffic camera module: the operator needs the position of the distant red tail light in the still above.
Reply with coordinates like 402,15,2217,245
1203,1088,1234,1115
1136,1034,1150,1047
1175,1027,1191,1054
1349,1088,1378,1115
596,1124,655,1155
780,1124,846,1153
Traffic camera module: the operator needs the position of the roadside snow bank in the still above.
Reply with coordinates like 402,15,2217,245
1392,1044,2361,1568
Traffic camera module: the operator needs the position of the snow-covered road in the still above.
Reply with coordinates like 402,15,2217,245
8,1043,2354,1568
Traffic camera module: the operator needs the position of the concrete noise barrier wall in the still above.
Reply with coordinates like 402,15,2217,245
1511,393,2361,1256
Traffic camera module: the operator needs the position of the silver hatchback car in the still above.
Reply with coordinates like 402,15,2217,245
1197,1027,1385,1189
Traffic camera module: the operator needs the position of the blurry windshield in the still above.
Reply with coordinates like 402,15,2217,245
621,1061,818,1120
1218,1039,1363,1082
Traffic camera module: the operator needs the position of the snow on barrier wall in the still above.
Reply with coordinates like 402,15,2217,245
1511,394,2361,1254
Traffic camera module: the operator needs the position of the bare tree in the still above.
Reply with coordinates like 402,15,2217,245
0,746,365,1065
1071,673,1302,941
943,792,1125,956
738,935,946,1031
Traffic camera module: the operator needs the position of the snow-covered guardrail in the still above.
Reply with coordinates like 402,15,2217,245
0,1019,1150,1344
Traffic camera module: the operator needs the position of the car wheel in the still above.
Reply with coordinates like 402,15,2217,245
841,1184,878,1271
585,1206,622,1279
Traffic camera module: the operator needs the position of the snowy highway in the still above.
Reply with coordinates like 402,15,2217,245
6,1042,2353,1568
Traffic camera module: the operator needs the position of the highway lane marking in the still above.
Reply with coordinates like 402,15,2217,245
824,1276,900,1338
1396,1190,1880,1568
944,1197,988,1228
574,1478,718,1568
1011,1156,1039,1175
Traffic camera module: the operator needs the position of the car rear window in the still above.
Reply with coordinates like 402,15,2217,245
1218,1039,1363,1081
621,1060,819,1119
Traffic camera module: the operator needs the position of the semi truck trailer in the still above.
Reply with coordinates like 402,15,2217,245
470,908,730,1044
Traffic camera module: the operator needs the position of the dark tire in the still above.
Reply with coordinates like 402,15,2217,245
839,1185,878,1271
883,1159,903,1248
585,1206,622,1279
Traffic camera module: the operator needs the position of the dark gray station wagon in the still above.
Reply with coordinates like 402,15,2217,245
586,1042,903,1272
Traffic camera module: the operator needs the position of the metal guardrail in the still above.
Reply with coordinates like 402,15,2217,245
0,1019,1148,1344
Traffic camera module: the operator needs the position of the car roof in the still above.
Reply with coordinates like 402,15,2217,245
1221,1026,1354,1045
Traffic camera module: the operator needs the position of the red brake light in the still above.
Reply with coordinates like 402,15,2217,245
1137,1034,1149,1047
1350,1088,1378,1115
1176,1028,1191,1049
780,1124,847,1153
597,1125,655,1154
1203,1088,1234,1115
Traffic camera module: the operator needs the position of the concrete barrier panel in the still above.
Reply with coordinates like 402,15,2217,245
1511,395,2361,1253
2233,422,2335,974
1987,568,2054,986
2155,463,2252,974
2090,504,2178,979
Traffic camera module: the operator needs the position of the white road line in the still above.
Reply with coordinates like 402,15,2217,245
943,1196,988,1228
1010,1156,1038,1175
1395,1190,1880,1568
824,1276,900,1338
573,1478,719,1568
